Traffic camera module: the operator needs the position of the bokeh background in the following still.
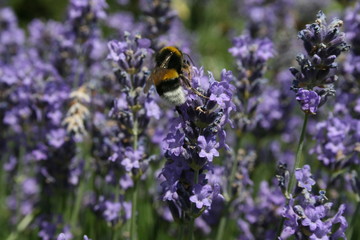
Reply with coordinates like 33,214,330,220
5,0,349,76
0,0,359,240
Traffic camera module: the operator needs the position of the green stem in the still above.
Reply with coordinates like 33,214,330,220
111,224,120,240
348,200,360,240
186,169,199,240
287,113,309,196
71,173,86,227
0,150,8,227
130,180,138,240
178,221,184,240
15,145,26,220
348,166,360,240
178,210,186,240
6,211,36,240
188,218,194,240
228,155,239,198
276,113,309,238
215,214,227,240
71,139,92,228
133,119,139,150
216,138,242,240
227,137,243,198
130,117,139,240
194,169,199,185
184,169,200,240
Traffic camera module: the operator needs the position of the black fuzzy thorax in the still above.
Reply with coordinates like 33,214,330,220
155,48,183,73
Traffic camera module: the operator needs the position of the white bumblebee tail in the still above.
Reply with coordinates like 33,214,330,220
162,87,186,106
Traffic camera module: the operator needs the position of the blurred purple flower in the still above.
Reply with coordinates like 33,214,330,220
39,221,56,240
68,0,107,22
103,201,122,222
47,128,67,148
229,35,275,72
83,235,92,240
0,7,17,29
0,7,25,61
237,180,286,240
3,155,17,172
145,99,161,120
57,233,67,240
94,197,132,225
311,114,360,168
240,0,295,38
156,18,193,53
294,165,315,191
22,178,39,195
140,0,178,49
119,174,134,189
121,147,142,172
344,3,360,53
254,83,293,132
229,34,275,132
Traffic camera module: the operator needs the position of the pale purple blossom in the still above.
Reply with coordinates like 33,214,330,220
295,165,316,191
103,201,122,222
121,147,142,172
295,89,321,115
198,136,219,162
190,184,213,209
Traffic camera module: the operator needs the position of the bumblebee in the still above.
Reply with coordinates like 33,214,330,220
144,46,205,106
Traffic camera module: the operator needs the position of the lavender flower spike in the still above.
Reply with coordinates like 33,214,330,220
281,165,348,239
104,33,156,235
229,34,276,132
160,67,235,221
290,11,349,114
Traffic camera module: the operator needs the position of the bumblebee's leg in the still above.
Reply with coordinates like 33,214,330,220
180,75,209,100
180,75,191,88
195,106,207,113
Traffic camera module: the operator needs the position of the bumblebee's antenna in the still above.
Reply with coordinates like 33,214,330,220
183,53,195,66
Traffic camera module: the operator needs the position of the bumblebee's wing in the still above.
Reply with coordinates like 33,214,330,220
144,68,169,93
144,71,155,94
144,52,174,94
159,52,173,68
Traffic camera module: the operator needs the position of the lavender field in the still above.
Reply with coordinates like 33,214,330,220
0,0,359,239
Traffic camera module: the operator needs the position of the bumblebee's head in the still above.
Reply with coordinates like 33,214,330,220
155,46,183,73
